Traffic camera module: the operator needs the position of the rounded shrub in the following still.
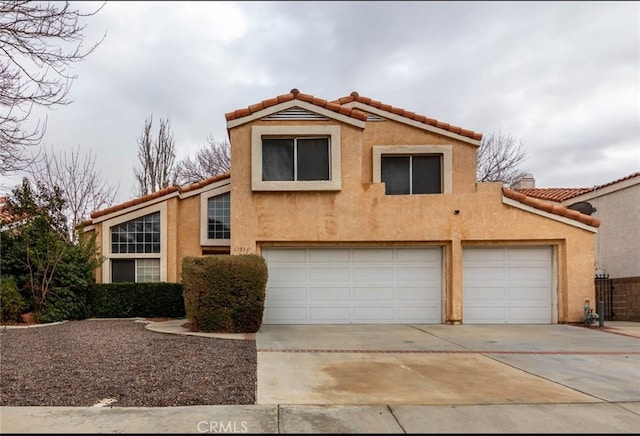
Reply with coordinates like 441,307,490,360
182,254,268,333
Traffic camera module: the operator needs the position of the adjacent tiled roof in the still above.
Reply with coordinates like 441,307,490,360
0,197,13,223
88,173,231,221
335,92,483,141
225,89,368,122
517,172,640,202
515,188,593,202
502,187,601,228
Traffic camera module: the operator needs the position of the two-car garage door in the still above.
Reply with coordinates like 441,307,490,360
261,247,442,324
261,246,554,324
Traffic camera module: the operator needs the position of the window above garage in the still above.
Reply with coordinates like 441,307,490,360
373,145,452,195
252,125,341,191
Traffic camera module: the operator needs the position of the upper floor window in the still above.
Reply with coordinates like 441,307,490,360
372,145,452,195
262,137,330,181
251,125,341,191
208,192,230,239
381,155,442,195
111,211,160,254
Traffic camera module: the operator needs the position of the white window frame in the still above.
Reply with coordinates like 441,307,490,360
252,125,341,191
101,202,167,283
373,145,452,194
200,184,232,246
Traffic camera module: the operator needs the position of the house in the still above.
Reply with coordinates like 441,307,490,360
82,89,601,325
515,172,640,320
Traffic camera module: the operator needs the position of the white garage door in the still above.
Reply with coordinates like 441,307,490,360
463,247,553,324
261,247,442,324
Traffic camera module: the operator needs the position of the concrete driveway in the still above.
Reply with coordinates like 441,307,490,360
256,323,640,406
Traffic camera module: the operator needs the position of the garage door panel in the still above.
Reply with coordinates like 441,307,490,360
263,247,442,324
507,307,550,323
508,286,550,300
353,266,395,281
266,250,307,262
308,249,350,262
465,286,505,300
397,305,441,322
353,287,395,301
396,248,441,263
464,248,505,262
309,287,350,301
396,286,437,301
506,247,551,262
352,248,394,262
397,266,436,281
464,266,506,282
463,247,552,324
267,287,307,301
309,267,350,281
269,266,307,282
507,266,551,281
353,306,394,321
463,307,506,323
265,306,307,322
310,307,351,321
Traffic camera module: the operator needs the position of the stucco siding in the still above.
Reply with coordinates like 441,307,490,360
175,194,203,281
230,116,596,323
586,184,639,278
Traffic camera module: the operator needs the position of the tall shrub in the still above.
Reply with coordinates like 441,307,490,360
182,254,267,333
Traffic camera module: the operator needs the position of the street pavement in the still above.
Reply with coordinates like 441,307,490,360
1,320,639,433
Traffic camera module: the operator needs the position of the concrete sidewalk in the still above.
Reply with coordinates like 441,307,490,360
2,320,639,433
3,402,640,433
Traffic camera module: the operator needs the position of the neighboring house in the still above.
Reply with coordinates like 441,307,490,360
83,89,602,325
515,172,640,320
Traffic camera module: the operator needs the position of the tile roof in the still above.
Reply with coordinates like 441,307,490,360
225,89,482,141
502,187,601,228
0,197,13,224
88,172,231,221
516,172,640,202
515,188,593,202
335,92,483,141
225,89,368,122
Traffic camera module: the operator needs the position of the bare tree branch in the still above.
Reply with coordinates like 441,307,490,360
0,1,106,175
175,134,231,185
133,114,177,196
477,131,528,188
28,144,119,241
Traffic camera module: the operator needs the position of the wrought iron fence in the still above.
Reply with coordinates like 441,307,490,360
594,273,615,321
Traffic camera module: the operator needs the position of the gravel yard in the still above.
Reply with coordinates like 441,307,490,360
0,319,256,407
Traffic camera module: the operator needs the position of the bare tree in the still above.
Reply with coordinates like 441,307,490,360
175,134,231,185
133,115,177,196
0,1,105,175
28,144,119,241
477,131,528,187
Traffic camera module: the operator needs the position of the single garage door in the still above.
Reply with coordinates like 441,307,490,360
463,246,553,324
261,247,442,324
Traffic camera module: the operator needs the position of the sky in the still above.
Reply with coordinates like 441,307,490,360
2,1,639,205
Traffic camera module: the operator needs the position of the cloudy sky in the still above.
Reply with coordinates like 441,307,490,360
3,1,639,204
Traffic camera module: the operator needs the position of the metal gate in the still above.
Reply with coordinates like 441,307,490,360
595,274,615,321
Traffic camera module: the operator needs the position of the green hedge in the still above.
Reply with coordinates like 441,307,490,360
182,254,267,333
1,276,27,323
89,282,185,318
